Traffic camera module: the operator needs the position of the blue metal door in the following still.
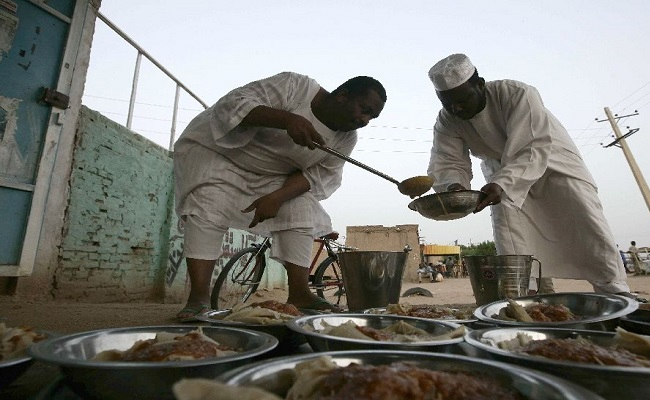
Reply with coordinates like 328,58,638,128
0,0,75,264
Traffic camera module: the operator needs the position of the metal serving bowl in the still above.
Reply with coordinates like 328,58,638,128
465,327,650,400
286,313,465,352
28,325,278,400
219,350,603,399
363,305,478,325
0,329,56,389
619,308,650,335
474,292,638,331
196,309,317,351
408,190,484,221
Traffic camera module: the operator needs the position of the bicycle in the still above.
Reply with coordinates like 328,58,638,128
210,232,357,310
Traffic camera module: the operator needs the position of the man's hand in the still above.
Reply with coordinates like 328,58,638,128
285,114,325,149
475,182,503,213
241,194,283,228
241,105,325,149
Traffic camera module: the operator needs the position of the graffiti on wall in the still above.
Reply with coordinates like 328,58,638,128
166,234,184,287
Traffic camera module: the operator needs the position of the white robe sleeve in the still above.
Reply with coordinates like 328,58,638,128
428,113,473,192
303,136,356,200
489,84,552,208
209,72,314,148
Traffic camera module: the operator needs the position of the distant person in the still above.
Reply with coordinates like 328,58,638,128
173,72,386,320
435,260,447,277
629,241,645,275
445,256,455,278
426,53,639,301
417,263,435,283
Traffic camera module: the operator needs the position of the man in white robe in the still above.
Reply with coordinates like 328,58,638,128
173,72,386,320
426,54,635,299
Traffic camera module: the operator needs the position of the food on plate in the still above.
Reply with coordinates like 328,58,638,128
489,328,650,367
173,356,526,400
223,300,304,325
313,319,466,342
92,327,239,361
615,326,650,357
288,357,524,400
173,378,283,400
493,299,578,322
0,322,47,361
371,303,474,320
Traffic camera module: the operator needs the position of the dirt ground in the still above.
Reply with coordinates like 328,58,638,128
1,275,649,399
2,275,649,334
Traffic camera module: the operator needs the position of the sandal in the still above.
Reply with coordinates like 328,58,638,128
175,303,211,323
298,298,342,312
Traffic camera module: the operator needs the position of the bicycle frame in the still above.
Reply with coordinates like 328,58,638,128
233,238,271,285
212,235,356,310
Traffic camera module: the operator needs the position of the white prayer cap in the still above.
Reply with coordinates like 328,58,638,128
428,53,476,91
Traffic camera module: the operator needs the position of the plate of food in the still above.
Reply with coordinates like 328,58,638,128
465,326,650,400
286,313,466,352
196,300,320,350
28,325,277,400
0,323,54,388
474,292,638,331
363,303,477,324
620,308,650,335
173,350,604,399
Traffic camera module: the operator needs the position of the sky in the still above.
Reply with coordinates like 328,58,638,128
82,0,650,248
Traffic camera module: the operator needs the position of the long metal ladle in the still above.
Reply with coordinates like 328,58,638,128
314,143,432,197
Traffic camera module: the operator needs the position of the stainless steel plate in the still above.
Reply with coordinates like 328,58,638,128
408,190,483,221
28,325,278,400
465,327,650,400
286,313,464,352
196,309,315,350
363,306,477,324
474,292,638,331
220,350,603,399
619,308,650,335
0,330,57,389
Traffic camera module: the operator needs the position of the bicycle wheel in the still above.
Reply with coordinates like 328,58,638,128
312,256,346,308
211,247,265,310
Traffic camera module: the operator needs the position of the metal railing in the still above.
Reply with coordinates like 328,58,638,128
94,12,208,151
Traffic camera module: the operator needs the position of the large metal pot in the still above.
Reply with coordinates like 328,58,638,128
408,190,484,221
464,255,541,306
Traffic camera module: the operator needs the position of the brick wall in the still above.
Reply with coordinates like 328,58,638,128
55,107,173,301
53,107,286,303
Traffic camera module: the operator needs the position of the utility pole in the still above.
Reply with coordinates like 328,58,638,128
600,107,650,213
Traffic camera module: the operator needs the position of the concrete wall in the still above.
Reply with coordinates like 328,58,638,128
345,224,422,282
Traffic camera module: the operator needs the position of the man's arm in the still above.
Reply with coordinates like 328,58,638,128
241,171,310,228
241,103,325,149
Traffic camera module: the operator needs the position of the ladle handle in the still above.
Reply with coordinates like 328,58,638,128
314,143,400,185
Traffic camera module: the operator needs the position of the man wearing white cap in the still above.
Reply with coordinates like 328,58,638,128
426,53,639,300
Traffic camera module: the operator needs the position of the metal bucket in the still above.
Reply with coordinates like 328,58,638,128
464,255,542,306
338,251,408,311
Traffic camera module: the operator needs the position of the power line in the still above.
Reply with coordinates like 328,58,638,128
611,80,650,110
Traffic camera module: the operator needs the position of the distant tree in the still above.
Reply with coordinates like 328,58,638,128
460,241,496,256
